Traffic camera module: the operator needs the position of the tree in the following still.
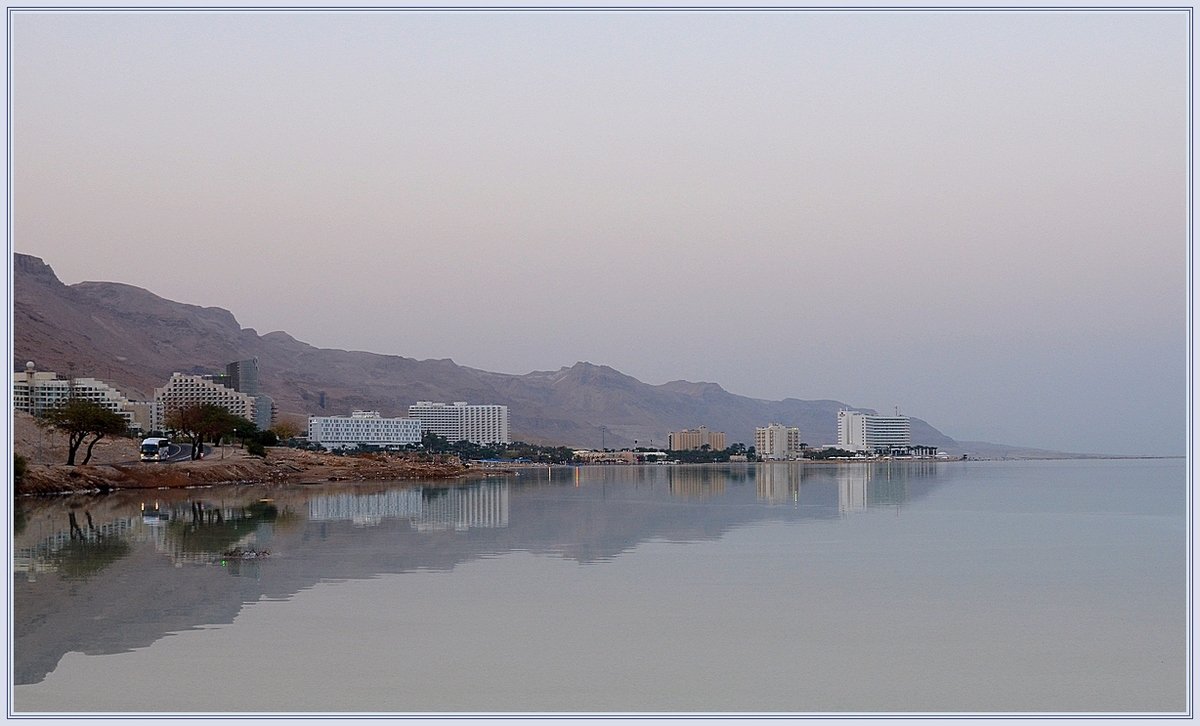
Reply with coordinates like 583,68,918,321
40,399,129,465
421,431,451,453
271,418,304,442
166,404,254,460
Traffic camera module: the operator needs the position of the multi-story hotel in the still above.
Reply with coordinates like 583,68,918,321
153,373,258,431
407,401,510,445
225,358,274,430
666,426,727,451
755,423,802,460
307,410,422,450
12,362,144,431
836,410,912,452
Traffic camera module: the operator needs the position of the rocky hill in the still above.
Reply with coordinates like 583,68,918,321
13,253,960,451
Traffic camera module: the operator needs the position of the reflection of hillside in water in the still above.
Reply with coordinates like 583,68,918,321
13,463,948,685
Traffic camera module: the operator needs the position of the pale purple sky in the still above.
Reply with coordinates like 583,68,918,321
9,9,1190,455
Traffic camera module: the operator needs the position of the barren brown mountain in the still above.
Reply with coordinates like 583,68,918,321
13,253,960,450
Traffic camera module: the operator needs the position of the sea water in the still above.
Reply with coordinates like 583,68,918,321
10,459,1187,713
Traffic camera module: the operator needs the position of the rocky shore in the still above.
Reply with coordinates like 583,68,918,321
13,411,473,496
16,448,471,496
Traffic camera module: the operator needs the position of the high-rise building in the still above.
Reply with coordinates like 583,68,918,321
12,362,142,431
755,423,802,460
308,410,422,450
225,359,273,430
836,410,911,452
154,373,257,431
666,426,727,451
407,401,510,445
225,358,260,396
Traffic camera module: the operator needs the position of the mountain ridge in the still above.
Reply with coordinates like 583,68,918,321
14,252,966,451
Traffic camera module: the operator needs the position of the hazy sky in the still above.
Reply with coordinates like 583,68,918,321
9,8,1190,455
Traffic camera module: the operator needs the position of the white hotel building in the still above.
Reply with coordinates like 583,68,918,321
308,410,422,450
836,410,912,452
13,362,146,431
407,401,510,445
153,373,258,431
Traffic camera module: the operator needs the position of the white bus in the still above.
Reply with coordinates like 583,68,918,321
140,437,170,462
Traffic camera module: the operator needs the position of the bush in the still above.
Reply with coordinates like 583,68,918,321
246,439,266,457
14,453,27,485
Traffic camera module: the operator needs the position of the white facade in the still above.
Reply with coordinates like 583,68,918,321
407,401,510,445
13,362,142,430
154,373,258,431
836,410,912,452
308,410,422,450
755,423,802,460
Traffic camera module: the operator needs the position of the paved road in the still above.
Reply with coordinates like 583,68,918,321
162,443,190,462
122,443,209,465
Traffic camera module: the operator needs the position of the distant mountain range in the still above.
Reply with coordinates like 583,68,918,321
13,252,1057,455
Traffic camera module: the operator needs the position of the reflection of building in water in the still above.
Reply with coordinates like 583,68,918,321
307,483,509,532
756,463,801,504
13,517,138,576
415,484,509,532
837,464,917,514
667,467,726,499
838,466,869,514
309,488,424,526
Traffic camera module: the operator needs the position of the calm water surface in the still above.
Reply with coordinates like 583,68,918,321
11,459,1187,713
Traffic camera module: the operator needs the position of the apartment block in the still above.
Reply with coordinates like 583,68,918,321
755,423,802,460
407,401,510,445
154,373,257,431
12,362,142,431
308,410,422,450
667,426,727,451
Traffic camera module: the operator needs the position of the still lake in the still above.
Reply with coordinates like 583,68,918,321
11,459,1188,714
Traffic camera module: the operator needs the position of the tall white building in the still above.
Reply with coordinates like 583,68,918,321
308,410,422,450
755,423,802,460
836,410,912,452
12,362,143,431
407,401,510,445
154,373,258,431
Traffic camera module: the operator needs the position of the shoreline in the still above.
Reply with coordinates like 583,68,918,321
17,450,1173,497
15,448,474,497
